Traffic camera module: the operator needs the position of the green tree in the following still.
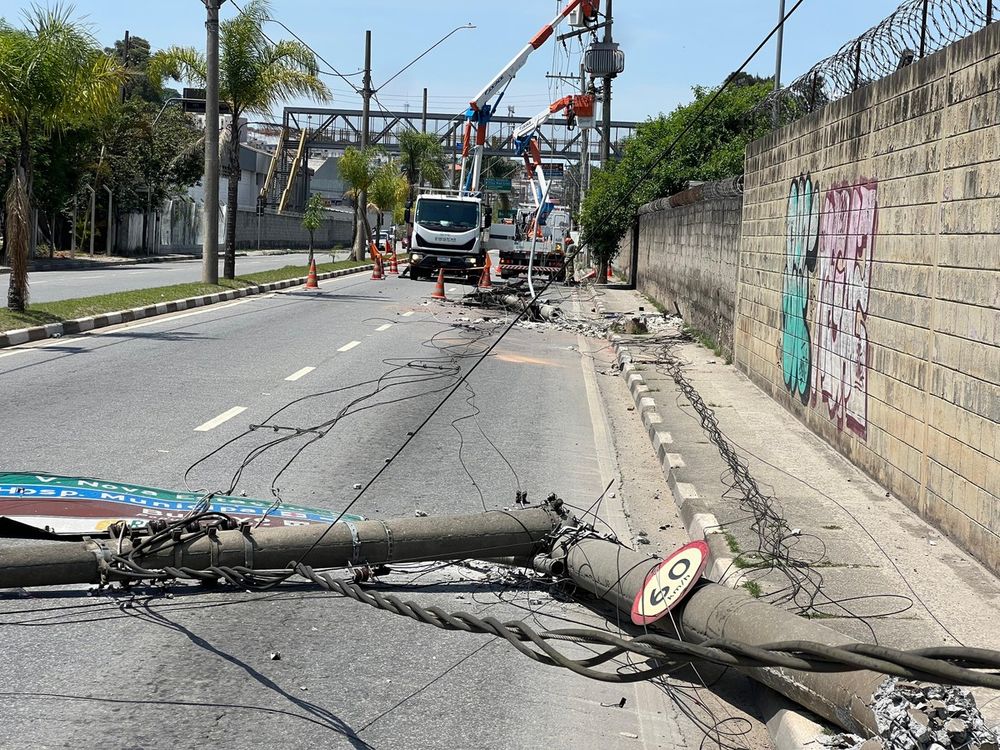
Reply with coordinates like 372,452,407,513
0,5,124,310
398,130,445,203
97,98,203,251
339,146,383,260
368,162,408,239
301,192,324,264
152,0,330,279
105,35,176,104
580,75,772,279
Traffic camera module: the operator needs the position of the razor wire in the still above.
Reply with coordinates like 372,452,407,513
759,0,996,120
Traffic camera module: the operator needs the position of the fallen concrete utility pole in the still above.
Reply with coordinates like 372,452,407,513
0,506,995,743
564,538,886,738
0,507,561,589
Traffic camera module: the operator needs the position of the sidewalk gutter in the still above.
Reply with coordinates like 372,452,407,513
0,264,373,349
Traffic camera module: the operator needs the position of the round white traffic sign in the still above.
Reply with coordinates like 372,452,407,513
631,540,709,626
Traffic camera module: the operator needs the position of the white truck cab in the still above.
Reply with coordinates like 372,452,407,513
406,189,490,283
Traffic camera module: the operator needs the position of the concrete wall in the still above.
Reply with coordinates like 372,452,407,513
735,23,1000,573
621,182,743,358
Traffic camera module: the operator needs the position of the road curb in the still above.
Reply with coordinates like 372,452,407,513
607,330,828,749
0,264,373,349
610,334,743,588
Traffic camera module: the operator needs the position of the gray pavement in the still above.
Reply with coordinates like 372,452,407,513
0,274,759,748
1,251,349,306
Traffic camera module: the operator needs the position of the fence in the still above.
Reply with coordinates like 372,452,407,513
762,0,996,118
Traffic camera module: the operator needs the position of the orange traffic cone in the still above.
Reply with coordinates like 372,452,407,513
304,258,319,289
387,240,399,274
370,243,384,280
478,253,492,289
431,268,446,300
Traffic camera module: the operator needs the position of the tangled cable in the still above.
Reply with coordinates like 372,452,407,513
760,0,996,121
101,550,1000,689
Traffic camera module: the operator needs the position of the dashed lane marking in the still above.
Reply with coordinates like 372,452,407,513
338,340,361,352
285,366,315,381
401,311,414,317
375,324,393,332
194,406,247,432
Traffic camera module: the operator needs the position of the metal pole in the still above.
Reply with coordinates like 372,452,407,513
103,185,113,255
86,186,96,256
600,0,613,164
70,201,77,258
772,0,786,127
421,87,428,133
919,0,929,57
202,0,221,284
354,29,373,261
989,0,994,25
853,40,862,90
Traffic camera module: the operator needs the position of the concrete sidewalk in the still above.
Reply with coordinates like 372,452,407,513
591,285,1000,746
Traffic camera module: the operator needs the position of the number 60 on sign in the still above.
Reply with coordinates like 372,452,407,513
630,540,710,626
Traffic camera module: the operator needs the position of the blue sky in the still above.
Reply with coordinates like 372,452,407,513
2,1,901,122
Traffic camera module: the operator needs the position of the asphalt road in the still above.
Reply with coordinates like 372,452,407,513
0,271,735,749
2,251,348,306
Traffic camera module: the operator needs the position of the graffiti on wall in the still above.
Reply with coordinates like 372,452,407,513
780,175,877,439
782,175,820,402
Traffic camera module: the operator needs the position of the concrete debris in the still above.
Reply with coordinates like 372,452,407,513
824,678,1000,749
414,509,428,517
352,483,362,490
269,652,281,661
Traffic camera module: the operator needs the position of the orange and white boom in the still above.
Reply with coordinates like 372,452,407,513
460,1,599,195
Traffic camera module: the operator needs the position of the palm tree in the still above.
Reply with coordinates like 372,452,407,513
367,162,408,240
152,0,330,279
398,129,445,202
339,146,383,261
0,6,123,311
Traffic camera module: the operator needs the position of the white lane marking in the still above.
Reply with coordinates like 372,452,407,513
76,275,102,280
338,340,361,352
285,366,315,381
375,323,393,332
0,336,87,360
401,311,414,317
447,287,458,293
194,406,247,432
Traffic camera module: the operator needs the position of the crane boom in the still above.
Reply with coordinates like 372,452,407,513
468,1,598,113
460,1,600,196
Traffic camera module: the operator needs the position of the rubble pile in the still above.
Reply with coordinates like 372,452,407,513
819,678,1000,750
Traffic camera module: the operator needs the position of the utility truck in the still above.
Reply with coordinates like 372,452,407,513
405,1,599,282
406,188,489,284
497,94,594,282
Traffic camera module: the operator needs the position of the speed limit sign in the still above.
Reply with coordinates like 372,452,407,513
631,540,709,626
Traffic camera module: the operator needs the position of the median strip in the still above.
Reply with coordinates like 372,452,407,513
0,260,372,349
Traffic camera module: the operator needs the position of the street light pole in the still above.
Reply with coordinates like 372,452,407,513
202,0,222,284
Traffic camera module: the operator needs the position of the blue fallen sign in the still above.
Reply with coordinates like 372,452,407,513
0,472,362,536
